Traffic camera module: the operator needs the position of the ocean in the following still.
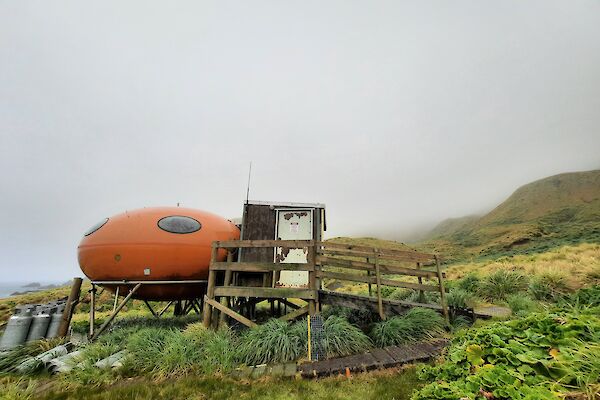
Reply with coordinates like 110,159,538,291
0,282,63,299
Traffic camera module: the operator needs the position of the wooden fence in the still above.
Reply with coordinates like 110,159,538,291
202,240,448,329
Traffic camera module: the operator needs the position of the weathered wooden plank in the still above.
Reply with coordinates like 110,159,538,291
316,256,441,278
370,348,397,368
214,240,314,248
317,290,443,311
279,305,309,321
203,296,257,328
211,262,314,272
315,271,443,292
214,286,317,299
318,242,436,262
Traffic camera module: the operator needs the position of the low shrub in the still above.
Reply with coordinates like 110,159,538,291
478,270,527,301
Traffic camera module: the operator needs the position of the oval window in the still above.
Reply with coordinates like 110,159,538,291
84,218,109,236
158,216,201,234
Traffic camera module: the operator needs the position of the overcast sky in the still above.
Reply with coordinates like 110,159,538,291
1,1,599,282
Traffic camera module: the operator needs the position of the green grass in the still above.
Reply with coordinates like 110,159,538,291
39,368,422,400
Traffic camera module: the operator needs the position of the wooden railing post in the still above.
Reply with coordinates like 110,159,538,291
202,245,219,328
374,250,385,320
308,241,317,316
219,251,234,325
434,255,449,323
416,262,425,303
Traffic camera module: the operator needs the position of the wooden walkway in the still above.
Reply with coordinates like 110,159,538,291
298,338,448,378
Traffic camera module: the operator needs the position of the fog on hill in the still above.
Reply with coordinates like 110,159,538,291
1,1,599,282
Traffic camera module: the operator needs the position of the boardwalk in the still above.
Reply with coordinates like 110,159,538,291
298,338,448,378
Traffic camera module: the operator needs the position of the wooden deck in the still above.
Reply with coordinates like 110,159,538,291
298,338,448,377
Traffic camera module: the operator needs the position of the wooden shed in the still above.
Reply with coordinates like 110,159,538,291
238,200,326,288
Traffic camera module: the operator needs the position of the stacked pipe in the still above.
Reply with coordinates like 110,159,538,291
0,300,67,350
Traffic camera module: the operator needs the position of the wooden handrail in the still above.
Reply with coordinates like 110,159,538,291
213,239,314,248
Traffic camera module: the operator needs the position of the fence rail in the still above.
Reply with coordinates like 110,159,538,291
202,240,448,329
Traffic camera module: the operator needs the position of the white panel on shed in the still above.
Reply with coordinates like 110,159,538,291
275,209,312,287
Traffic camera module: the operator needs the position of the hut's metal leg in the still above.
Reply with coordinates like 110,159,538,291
158,301,173,317
112,287,120,313
91,283,141,341
144,300,158,318
89,284,96,338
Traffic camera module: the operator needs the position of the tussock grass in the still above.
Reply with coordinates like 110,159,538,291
237,319,304,365
447,243,600,290
478,270,527,301
506,294,538,316
370,308,445,347
0,377,36,400
446,289,474,309
322,316,372,358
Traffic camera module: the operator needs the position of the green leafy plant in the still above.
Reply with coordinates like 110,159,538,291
412,289,600,400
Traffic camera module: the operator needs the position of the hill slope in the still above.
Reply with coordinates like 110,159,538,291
422,170,600,260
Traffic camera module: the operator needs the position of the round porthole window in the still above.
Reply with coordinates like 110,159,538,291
157,216,201,234
84,218,109,236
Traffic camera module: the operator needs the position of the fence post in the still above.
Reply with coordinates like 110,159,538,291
219,251,234,325
374,250,385,320
308,241,317,316
202,244,219,328
434,255,449,324
416,262,425,303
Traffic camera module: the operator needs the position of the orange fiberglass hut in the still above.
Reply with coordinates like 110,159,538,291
77,207,240,300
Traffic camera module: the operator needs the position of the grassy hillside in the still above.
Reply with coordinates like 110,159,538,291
421,170,600,262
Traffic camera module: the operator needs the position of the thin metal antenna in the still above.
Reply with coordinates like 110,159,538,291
245,161,252,205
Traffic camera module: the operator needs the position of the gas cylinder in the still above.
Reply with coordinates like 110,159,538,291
45,303,65,339
26,307,51,342
0,306,34,350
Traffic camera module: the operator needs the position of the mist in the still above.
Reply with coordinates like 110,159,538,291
1,1,599,282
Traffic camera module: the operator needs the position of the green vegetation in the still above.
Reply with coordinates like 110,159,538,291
478,270,527,301
238,319,305,365
370,308,445,347
412,286,600,400
322,316,372,358
419,170,600,262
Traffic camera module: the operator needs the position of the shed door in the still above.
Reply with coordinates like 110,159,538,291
275,209,312,287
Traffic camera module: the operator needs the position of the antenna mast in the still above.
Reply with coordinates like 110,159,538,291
245,161,252,205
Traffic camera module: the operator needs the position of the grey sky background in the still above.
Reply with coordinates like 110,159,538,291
1,1,599,282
